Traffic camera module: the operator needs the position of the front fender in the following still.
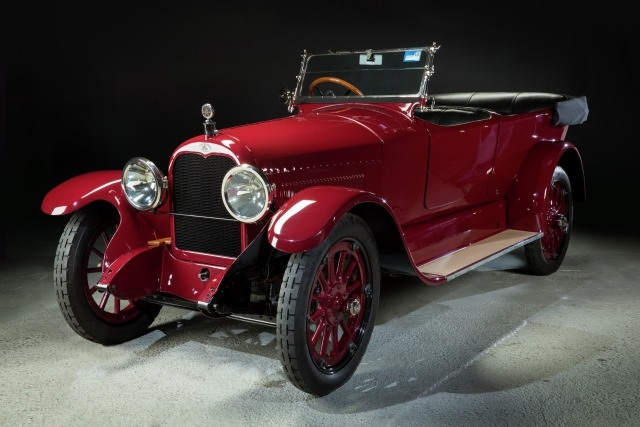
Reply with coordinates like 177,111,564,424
97,245,164,299
267,186,381,253
41,170,124,215
41,170,170,269
507,141,582,231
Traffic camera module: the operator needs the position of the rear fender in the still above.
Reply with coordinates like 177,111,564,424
41,170,170,268
267,186,384,253
507,141,585,231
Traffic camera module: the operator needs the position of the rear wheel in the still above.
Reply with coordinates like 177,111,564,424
525,166,573,275
276,213,380,396
54,205,161,345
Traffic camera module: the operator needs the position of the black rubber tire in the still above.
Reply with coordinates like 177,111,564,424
524,166,573,275
54,205,161,345
276,213,380,396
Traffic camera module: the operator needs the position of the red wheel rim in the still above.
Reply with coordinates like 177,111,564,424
81,221,143,323
541,181,569,260
306,240,370,371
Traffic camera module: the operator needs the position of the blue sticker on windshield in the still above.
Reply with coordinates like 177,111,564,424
404,50,422,62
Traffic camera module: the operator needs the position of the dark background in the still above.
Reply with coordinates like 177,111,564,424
4,2,640,258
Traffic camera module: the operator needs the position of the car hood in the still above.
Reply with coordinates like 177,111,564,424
182,104,412,171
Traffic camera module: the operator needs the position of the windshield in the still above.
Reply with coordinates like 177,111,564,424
292,45,439,108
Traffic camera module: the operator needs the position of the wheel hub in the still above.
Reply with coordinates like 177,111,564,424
346,298,361,316
555,214,569,233
326,293,345,326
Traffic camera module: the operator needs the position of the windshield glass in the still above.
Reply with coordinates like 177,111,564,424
293,45,438,105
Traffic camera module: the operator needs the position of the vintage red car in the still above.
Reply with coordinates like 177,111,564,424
41,44,588,396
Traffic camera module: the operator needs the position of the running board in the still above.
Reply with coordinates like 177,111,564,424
417,229,542,284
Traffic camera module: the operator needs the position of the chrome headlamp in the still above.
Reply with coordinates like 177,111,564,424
122,157,167,211
222,165,272,223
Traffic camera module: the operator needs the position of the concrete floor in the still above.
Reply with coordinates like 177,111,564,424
1,219,639,426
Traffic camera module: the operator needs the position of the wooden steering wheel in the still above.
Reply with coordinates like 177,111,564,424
308,77,364,96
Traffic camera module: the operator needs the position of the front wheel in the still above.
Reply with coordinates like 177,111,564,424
276,213,380,396
524,166,573,275
54,205,161,345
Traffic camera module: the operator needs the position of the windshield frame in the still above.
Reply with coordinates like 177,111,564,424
289,44,440,112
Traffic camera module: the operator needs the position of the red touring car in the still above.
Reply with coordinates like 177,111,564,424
42,44,588,396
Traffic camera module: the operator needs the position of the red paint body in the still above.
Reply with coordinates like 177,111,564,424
42,98,585,311
40,46,589,396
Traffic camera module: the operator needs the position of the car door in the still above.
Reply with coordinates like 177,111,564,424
424,117,500,213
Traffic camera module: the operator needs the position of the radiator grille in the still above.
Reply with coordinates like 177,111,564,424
172,154,241,257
